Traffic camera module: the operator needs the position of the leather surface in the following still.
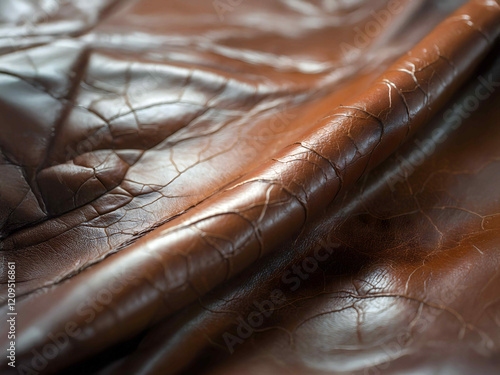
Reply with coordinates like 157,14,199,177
1,0,500,374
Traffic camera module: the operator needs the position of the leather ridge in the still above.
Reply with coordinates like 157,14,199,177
1,0,500,374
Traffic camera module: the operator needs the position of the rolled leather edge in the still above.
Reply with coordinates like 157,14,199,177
103,46,500,375
2,0,500,373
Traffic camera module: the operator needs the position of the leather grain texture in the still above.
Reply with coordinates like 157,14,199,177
1,0,500,374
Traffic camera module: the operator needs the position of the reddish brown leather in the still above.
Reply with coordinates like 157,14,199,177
1,0,500,374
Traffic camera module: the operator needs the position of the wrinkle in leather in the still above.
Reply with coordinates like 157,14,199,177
1,0,500,374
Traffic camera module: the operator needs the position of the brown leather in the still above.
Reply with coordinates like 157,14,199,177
1,0,500,374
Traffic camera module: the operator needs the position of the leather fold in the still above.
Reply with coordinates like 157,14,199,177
2,1,500,374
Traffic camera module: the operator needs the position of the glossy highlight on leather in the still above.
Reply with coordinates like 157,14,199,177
1,0,500,374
